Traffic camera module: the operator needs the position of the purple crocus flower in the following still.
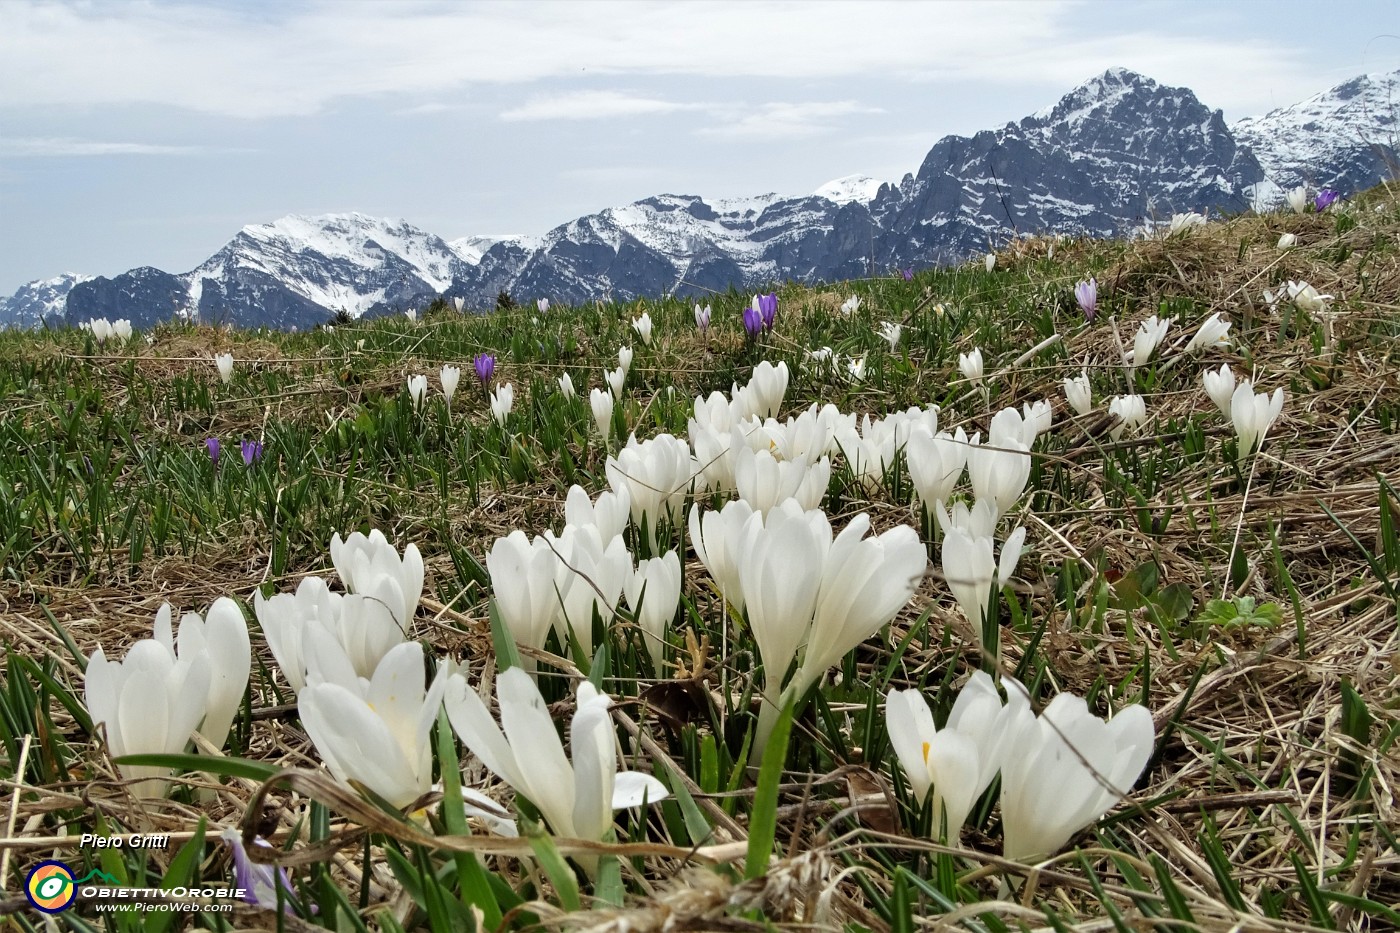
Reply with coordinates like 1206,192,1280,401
205,438,221,464
473,353,496,386
757,293,778,332
901,267,914,281
742,305,763,338
221,827,301,914
1075,277,1098,322
1314,188,1340,212
240,439,263,466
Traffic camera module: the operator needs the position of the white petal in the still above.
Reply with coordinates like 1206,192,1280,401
611,770,670,808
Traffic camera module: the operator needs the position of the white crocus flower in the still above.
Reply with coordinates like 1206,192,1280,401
591,388,614,441
1063,371,1092,416
1277,232,1297,249
689,500,755,615
693,391,735,434
739,502,926,756
1286,281,1333,314
254,578,405,691
85,638,211,798
989,407,1034,450
1130,314,1171,368
984,252,996,272
617,345,633,376
440,365,461,406
1202,364,1235,416
453,297,465,313
959,348,984,387
734,448,830,516
940,525,1025,642
771,403,845,462
330,529,425,631
404,308,417,322
112,319,132,341
1167,212,1205,235
631,313,654,346
886,672,1028,840
564,484,631,543
625,552,683,670
738,502,830,725
1230,382,1285,462
545,524,631,657
407,374,428,410
934,498,1000,542
746,360,790,420
840,295,861,315
606,433,694,548
1107,395,1147,441
878,322,902,352
152,599,250,753
215,353,234,384
999,690,1154,860
538,298,550,314
847,355,867,383
444,668,669,866
1022,400,1053,441
966,435,1031,515
558,372,576,400
254,577,345,692
298,642,450,810
906,427,970,515
796,513,926,699
687,419,736,493
91,318,113,343
487,530,562,668
1186,312,1231,353
807,346,835,372
605,366,626,400
1285,185,1308,215
490,383,514,425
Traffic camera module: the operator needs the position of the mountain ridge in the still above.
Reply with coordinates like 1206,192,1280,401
5,67,1395,331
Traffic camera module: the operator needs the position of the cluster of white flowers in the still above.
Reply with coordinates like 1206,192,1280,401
80,317,133,343
888,673,1152,857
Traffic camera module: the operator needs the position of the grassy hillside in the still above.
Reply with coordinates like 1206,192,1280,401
1,188,1397,932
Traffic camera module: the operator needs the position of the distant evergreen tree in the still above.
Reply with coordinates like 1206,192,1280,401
496,290,515,311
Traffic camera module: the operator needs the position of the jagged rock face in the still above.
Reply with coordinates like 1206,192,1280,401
1232,71,1400,194
4,69,1394,331
878,68,1264,267
65,268,193,331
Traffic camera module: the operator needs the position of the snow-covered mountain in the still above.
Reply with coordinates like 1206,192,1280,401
183,213,479,329
814,175,887,205
0,273,94,328
1232,70,1398,194
448,234,539,265
5,68,1394,330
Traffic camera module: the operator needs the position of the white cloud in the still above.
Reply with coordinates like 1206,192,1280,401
501,91,705,122
697,101,884,139
0,1,1325,119
0,137,228,157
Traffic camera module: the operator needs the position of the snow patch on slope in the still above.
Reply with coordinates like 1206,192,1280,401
814,174,884,204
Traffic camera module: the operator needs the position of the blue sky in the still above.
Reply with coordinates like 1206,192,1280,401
1,0,1395,294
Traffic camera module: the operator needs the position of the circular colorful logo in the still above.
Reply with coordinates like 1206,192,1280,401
26,860,77,913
